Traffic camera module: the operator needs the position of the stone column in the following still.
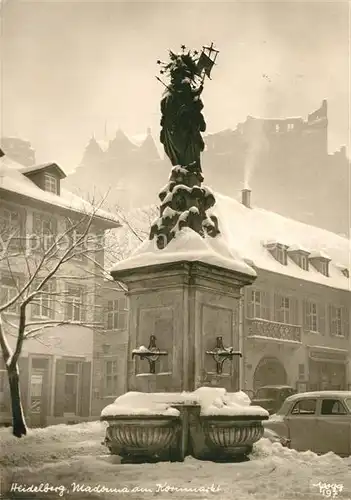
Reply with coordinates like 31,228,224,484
111,260,255,393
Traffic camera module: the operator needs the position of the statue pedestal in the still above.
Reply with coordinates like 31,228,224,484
111,260,255,393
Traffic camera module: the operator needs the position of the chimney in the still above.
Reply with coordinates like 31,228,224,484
242,188,251,208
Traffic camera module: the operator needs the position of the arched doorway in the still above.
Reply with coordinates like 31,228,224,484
253,356,287,391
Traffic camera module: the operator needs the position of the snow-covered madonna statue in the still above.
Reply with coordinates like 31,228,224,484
105,44,266,465
151,44,220,249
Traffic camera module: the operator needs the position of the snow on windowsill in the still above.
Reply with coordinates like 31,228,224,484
111,227,256,277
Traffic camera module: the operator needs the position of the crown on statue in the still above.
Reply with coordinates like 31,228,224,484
157,43,219,84
157,45,200,83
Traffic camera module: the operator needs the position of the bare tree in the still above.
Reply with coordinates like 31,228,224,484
0,198,125,438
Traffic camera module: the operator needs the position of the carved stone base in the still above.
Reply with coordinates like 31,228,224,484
103,416,181,463
102,406,267,463
201,415,265,460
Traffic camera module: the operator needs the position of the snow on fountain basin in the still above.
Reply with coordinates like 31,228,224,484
100,388,268,418
110,227,256,276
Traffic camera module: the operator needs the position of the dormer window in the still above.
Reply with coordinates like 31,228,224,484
335,264,349,278
287,246,310,271
20,163,65,195
341,268,349,278
309,251,331,277
300,254,309,270
44,173,58,194
264,241,288,265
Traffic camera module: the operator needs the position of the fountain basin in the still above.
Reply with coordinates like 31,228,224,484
102,415,181,462
200,414,268,460
100,389,269,463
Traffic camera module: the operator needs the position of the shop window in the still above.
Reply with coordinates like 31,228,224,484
291,398,317,415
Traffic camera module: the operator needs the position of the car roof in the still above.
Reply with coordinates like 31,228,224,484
258,385,294,390
286,391,351,402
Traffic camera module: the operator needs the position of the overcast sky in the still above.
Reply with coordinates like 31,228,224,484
0,1,349,171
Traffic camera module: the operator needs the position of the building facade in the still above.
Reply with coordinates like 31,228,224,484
92,188,350,411
0,151,119,426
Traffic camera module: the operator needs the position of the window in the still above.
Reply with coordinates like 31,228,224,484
275,295,291,324
320,261,329,277
287,123,294,131
44,174,58,194
32,213,57,251
247,289,270,320
275,124,280,133
291,398,316,415
330,306,343,337
298,364,305,379
300,255,309,271
64,361,80,414
0,208,22,249
105,360,118,397
321,399,347,415
32,281,55,319
106,297,128,330
65,285,85,322
341,268,349,278
276,246,287,265
306,302,318,332
252,290,262,318
0,276,20,313
65,220,87,261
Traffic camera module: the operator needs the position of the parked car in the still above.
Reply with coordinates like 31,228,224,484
251,385,296,415
264,391,351,456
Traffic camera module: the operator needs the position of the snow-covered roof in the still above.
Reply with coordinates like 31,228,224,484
110,194,350,291
0,155,120,227
213,194,350,291
19,162,66,179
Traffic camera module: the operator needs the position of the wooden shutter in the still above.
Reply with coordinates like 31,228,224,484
290,297,298,325
343,307,349,339
18,357,29,417
302,299,309,330
79,362,92,417
274,293,281,322
54,359,66,417
245,289,253,318
327,304,333,336
262,291,270,320
318,303,326,335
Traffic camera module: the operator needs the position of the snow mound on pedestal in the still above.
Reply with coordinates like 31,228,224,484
101,392,180,417
100,388,268,418
192,387,269,417
111,227,256,276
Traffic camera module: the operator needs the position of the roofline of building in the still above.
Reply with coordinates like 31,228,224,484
0,187,121,229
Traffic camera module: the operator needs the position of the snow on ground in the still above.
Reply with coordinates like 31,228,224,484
1,422,351,500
